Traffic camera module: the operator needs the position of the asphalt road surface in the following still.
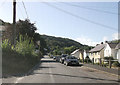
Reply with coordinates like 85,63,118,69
3,56,118,83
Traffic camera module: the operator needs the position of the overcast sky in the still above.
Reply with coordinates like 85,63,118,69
0,0,119,46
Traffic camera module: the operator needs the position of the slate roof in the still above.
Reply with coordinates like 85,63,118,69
108,43,118,49
115,43,120,49
0,26,6,31
89,44,106,52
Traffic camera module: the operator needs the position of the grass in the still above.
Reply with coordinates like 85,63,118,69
2,35,41,78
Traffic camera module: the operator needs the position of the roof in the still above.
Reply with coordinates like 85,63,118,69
89,44,106,52
0,26,6,31
115,43,120,49
71,49,80,55
108,43,118,49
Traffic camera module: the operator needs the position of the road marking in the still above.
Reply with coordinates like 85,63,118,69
14,77,24,83
48,63,55,83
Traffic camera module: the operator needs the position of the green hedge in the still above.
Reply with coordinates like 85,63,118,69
2,35,41,77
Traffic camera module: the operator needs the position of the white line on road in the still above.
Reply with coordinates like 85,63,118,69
47,63,55,83
14,77,24,83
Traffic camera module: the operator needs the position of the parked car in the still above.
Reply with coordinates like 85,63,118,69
64,56,79,66
50,55,53,58
53,56,56,60
53,56,61,62
59,54,68,64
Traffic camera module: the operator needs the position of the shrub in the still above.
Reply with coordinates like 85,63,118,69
2,35,41,77
2,39,11,51
112,61,120,67
15,35,38,57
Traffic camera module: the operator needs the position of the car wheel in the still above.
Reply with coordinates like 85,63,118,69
64,62,66,65
66,62,68,66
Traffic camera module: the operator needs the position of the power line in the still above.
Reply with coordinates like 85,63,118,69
70,4,117,9
61,2,119,15
22,1,29,19
0,0,7,9
17,2,25,19
42,2,117,31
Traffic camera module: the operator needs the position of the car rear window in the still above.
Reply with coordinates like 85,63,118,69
68,57,76,59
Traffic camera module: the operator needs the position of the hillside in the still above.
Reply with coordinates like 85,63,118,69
41,35,92,55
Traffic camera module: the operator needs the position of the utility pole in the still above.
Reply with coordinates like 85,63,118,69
13,0,16,46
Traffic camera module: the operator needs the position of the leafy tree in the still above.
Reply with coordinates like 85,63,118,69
41,35,92,55
64,46,78,55
2,19,47,55
16,19,37,38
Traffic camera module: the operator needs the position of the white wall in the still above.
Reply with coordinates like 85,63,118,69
111,49,117,59
117,49,120,63
104,43,111,57
72,51,80,59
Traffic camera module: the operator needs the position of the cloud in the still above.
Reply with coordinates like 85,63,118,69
112,33,120,40
75,35,99,46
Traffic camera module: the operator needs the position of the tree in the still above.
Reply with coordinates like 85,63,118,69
16,19,37,38
64,46,78,55
2,19,47,55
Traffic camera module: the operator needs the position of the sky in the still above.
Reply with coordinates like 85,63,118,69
0,0,119,46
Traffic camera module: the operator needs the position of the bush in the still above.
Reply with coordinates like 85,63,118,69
103,63,109,67
95,63,100,65
2,39,11,51
15,35,38,57
2,35,41,77
112,61,120,67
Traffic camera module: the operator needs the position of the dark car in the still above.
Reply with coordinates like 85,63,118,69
53,56,61,62
59,54,68,64
64,56,79,66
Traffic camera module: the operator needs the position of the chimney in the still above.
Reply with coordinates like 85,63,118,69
101,42,103,44
105,41,108,43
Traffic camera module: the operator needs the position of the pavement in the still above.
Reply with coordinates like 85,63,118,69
2,56,119,83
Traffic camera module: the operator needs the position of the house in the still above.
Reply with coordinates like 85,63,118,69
71,49,88,60
89,43,106,63
71,49,81,59
115,43,120,63
104,42,118,59
83,50,89,59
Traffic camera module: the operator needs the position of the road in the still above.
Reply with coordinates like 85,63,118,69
3,56,118,83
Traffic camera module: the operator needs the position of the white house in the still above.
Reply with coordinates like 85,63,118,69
83,50,89,59
115,43,120,63
104,42,118,59
71,49,81,59
71,49,88,60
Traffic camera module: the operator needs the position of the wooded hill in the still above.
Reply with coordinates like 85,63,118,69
41,35,92,55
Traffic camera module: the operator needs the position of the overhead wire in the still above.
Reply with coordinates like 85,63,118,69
61,2,119,15
42,2,117,31
17,2,25,19
22,1,29,19
0,0,7,9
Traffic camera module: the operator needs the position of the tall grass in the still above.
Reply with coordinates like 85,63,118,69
2,39,11,51
2,35,41,77
15,35,38,57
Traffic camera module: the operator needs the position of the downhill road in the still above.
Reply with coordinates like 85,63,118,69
3,56,118,83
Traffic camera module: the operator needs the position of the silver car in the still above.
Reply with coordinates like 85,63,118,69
64,56,79,66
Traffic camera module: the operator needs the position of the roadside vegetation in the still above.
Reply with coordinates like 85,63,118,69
1,19,47,77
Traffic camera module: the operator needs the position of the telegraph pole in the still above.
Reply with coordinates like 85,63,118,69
13,0,16,46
